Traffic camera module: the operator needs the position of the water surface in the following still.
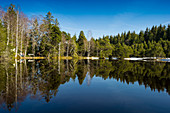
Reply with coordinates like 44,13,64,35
0,60,170,113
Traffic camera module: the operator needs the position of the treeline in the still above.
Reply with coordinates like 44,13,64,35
0,4,170,59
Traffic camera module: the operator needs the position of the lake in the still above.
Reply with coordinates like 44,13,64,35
0,59,170,113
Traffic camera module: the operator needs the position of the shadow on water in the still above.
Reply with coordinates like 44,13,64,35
0,59,170,111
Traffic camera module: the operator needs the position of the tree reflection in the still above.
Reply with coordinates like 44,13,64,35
0,59,169,111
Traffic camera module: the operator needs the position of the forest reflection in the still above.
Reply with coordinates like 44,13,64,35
0,59,170,111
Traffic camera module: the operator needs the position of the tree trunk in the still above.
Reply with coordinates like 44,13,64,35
33,41,35,56
6,67,9,103
58,42,61,60
21,25,24,54
25,37,29,56
97,47,99,57
12,34,14,46
15,59,18,107
88,41,90,57
7,16,10,46
58,59,60,74
66,42,69,57
20,63,23,90
15,11,19,58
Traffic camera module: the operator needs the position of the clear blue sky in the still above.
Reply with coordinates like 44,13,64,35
1,0,170,40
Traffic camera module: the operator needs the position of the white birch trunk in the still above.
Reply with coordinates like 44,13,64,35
21,25,24,54
88,41,90,57
25,36,29,56
66,41,70,57
11,34,14,46
58,42,61,60
15,59,18,108
7,16,10,46
15,11,19,58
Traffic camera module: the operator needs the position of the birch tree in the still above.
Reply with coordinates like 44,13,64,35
15,10,19,58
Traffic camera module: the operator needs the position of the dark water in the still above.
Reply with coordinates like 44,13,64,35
0,60,170,113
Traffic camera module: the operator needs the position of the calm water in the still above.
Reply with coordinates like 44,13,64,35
0,60,170,113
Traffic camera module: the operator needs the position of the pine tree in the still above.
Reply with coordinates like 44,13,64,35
139,31,144,43
167,25,170,41
77,31,88,56
144,27,149,42
125,31,131,45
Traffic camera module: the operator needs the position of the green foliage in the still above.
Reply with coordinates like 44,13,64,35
77,31,88,56
114,43,133,58
39,12,62,57
110,24,170,57
70,37,78,57
98,36,113,57
0,19,6,55
167,25,170,41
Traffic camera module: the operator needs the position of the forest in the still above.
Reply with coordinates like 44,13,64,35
0,4,170,60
